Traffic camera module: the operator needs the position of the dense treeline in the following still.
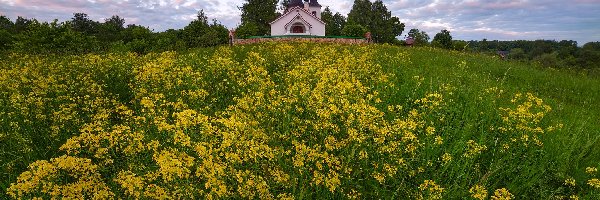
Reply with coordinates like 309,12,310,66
1,0,598,70
405,28,600,70
0,11,228,54
467,39,600,69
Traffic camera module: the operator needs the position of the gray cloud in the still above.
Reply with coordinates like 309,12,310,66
1,0,599,44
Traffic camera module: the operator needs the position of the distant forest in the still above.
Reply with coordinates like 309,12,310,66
1,0,599,70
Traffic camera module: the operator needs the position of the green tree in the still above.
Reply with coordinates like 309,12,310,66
236,22,259,39
240,0,278,36
153,29,185,52
0,16,14,51
534,52,560,68
577,42,600,69
183,10,211,47
0,16,14,31
452,40,469,51
321,7,346,36
432,29,452,49
122,24,152,53
582,41,600,51
14,16,32,33
183,11,228,47
0,29,12,51
407,28,429,46
70,13,99,35
510,48,526,60
341,24,367,38
205,20,229,46
347,0,372,27
347,0,404,43
98,15,126,46
104,15,125,31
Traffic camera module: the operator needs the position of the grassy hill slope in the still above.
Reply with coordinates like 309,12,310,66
1,42,599,199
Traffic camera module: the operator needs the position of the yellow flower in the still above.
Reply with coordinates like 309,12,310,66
564,178,576,186
434,135,443,145
441,153,452,164
491,188,513,200
426,126,436,136
570,194,579,200
588,178,600,189
464,140,487,158
469,184,488,200
419,180,444,199
586,167,598,175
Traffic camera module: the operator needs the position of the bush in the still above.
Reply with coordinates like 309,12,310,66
235,22,259,39
341,24,367,38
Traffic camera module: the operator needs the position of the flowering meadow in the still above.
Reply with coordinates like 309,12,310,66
1,42,599,199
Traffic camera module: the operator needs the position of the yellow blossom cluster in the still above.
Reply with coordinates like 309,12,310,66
498,92,557,149
2,42,576,199
418,179,444,199
491,188,513,200
6,155,113,199
469,184,488,200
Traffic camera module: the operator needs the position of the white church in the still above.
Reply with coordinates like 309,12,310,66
269,0,326,36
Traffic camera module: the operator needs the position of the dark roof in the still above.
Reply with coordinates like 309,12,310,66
405,37,415,45
288,0,321,9
288,0,304,8
270,6,326,25
309,0,322,7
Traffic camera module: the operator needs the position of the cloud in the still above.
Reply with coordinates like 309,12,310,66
0,0,599,43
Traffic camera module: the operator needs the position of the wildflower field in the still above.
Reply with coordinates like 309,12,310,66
1,42,599,199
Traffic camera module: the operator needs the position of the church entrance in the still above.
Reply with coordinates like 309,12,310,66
291,23,305,33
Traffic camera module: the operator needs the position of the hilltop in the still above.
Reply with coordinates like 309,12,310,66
1,42,599,199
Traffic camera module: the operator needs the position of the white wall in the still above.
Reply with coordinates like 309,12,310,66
270,8,325,36
309,6,322,19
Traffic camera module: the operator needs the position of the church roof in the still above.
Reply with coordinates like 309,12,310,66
288,0,321,9
284,13,313,29
288,0,304,8
309,0,322,7
270,6,326,25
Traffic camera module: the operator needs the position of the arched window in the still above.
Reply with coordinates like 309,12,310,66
291,22,305,33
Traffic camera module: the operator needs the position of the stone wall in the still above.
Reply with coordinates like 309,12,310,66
233,37,368,45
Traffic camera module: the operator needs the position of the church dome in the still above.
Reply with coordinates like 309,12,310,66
309,0,321,7
288,0,304,8
288,0,321,8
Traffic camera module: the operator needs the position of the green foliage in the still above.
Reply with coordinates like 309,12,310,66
533,52,560,68
583,41,600,51
341,24,367,37
321,7,347,36
347,0,404,43
0,16,14,31
0,29,12,51
407,28,429,46
452,40,469,51
236,22,260,39
70,13,100,35
153,29,186,52
576,47,600,69
182,11,228,48
14,16,32,33
432,29,453,49
239,0,278,36
0,11,228,54
1,43,599,199
510,48,526,60
11,19,98,53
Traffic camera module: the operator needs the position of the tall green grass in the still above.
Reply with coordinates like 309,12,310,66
1,43,599,199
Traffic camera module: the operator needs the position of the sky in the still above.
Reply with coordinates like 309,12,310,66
1,0,600,44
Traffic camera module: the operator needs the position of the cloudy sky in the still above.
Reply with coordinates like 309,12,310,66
1,0,599,44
